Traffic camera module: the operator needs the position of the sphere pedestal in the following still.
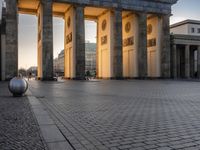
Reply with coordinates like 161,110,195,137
8,77,28,97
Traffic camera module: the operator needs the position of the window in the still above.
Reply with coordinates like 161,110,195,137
198,28,200,33
191,28,195,33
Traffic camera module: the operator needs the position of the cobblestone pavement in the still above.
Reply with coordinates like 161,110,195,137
0,82,47,150
29,80,200,150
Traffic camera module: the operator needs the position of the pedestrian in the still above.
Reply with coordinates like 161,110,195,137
28,72,32,81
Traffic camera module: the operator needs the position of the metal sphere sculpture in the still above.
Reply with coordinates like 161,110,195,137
8,77,28,97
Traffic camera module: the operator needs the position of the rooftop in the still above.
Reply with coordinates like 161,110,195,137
170,20,200,29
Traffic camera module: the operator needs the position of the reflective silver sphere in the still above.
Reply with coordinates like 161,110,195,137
8,77,28,97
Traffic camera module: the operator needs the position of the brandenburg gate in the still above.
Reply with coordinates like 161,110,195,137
1,0,177,80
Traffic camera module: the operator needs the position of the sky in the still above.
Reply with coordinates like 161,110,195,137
0,0,200,69
170,0,200,24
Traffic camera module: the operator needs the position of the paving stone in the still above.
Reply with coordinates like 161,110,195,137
48,141,73,150
35,114,55,125
0,82,47,150
28,80,200,149
40,125,66,143
157,147,172,150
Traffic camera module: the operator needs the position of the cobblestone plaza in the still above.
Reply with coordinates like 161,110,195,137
2,0,200,150
26,80,200,150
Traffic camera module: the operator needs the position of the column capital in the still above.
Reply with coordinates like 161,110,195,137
136,12,147,18
185,44,190,50
40,0,53,2
73,4,85,9
40,0,53,5
111,8,122,12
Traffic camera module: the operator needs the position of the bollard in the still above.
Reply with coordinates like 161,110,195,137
8,77,28,97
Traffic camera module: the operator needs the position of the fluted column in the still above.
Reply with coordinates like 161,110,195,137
190,49,194,78
161,15,171,78
197,46,200,78
177,47,180,78
96,20,99,78
75,6,85,79
37,0,53,80
0,7,6,80
112,9,123,79
185,45,190,78
172,44,177,78
137,13,147,78
5,0,18,80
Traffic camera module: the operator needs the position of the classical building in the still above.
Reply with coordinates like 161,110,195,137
170,20,200,78
54,50,64,75
85,43,96,74
0,0,178,80
54,43,96,76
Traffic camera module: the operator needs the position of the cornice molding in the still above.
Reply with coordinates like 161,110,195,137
145,0,178,4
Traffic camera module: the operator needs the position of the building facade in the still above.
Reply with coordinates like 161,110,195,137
170,20,200,78
54,43,96,76
85,43,96,74
0,0,178,80
54,50,64,75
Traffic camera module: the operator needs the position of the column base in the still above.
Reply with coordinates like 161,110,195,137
96,77,124,80
121,77,172,80
63,77,86,80
72,77,86,80
37,77,55,81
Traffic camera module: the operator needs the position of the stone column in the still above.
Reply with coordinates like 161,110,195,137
0,23,1,80
177,47,181,78
0,7,6,80
75,6,85,79
161,15,171,78
38,0,53,80
172,44,177,78
185,45,190,78
112,9,123,79
137,13,147,78
96,20,99,78
190,49,194,78
197,46,200,78
5,0,18,80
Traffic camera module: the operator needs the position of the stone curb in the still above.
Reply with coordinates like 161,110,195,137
27,92,73,150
